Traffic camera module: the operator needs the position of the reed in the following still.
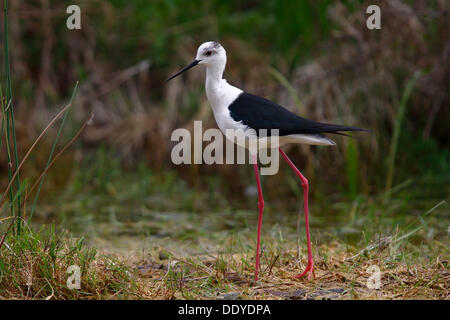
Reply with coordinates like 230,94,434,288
385,72,422,193
2,0,22,233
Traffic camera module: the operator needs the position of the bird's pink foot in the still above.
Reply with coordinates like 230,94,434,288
294,260,315,280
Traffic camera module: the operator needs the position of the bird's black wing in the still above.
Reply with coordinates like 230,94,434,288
228,92,366,136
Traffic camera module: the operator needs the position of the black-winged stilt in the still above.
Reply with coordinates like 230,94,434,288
167,41,366,282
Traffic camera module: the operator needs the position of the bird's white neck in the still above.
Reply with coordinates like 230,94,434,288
205,62,227,113
205,62,226,86
204,60,243,120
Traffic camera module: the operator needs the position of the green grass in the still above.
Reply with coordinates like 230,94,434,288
0,222,141,299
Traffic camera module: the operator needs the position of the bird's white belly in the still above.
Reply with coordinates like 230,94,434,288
210,104,336,151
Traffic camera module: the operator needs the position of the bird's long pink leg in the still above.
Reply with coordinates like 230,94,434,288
252,154,264,282
278,148,315,279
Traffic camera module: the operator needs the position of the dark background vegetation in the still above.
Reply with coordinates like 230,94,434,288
0,0,448,219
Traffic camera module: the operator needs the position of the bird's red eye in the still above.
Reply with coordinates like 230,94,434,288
205,51,212,56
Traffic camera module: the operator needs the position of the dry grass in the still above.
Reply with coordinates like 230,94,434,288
124,238,448,300
2,233,447,300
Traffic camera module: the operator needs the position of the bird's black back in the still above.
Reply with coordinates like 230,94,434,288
228,92,366,136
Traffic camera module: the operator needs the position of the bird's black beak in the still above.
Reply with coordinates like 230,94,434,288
166,60,200,82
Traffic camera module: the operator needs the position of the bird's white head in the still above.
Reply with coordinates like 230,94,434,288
195,41,226,66
166,41,226,82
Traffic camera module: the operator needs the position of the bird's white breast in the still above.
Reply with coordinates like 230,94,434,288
205,79,245,133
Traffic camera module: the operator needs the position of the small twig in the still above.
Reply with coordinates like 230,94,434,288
78,60,151,104
154,276,208,282
264,254,280,276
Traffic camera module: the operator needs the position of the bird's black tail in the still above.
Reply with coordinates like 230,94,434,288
312,122,370,134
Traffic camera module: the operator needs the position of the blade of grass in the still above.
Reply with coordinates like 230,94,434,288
385,71,421,193
0,115,3,152
346,139,358,199
0,86,14,219
3,0,22,233
26,112,93,211
401,199,446,235
268,66,304,113
0,97,79,213
30,82,79,220
0,92,11,161
0,112,92,218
